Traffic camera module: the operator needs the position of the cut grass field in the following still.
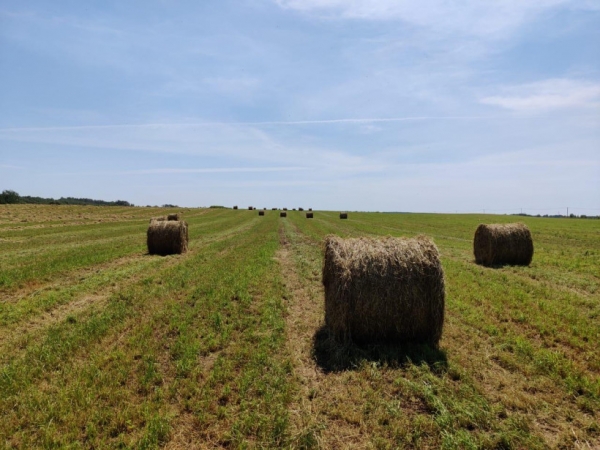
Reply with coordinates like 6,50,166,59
0,205,598,449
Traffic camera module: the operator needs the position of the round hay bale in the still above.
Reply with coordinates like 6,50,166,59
280,211,287,218
283,208,288,211
258,210,265,216
233,206,238,210
272,207,277,210
340,212,348,219
308,208,312,211
474,223,533,266
149,216,167,223
167,213,179,221
147,220,189,255
299,207,304,211
248,206,253,210
306,212,314,219
322,235,445,345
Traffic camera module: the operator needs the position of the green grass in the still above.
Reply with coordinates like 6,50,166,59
0,205,598,448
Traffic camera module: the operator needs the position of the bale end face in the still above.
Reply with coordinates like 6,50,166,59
258,210,265,216
340,213,348,219
280,211,287,218
306,212,314,219
474,223,533,266
147,220,189,256
322,235,445,346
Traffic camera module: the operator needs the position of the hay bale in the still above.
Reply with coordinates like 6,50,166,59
233,206,238,210
322,235,445,345
306,212,314,219
340,212,348,219
272,208,277,210
248,206,253,210
147,220,188,255
299,207,304,211
149,216,167,223
280,211,287,218
258,210,265,216
309,208,312,211
167,213,179,221
474,223,533,266
283,208,288,211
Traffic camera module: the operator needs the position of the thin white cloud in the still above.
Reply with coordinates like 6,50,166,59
0,116,494,133
274,0,595,38
480,78,600,112
122,166,308,175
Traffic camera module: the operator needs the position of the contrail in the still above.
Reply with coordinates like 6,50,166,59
0,116,497,132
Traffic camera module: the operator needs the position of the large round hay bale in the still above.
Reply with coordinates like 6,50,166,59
272,208,277,210
308,208,312,211
283,208,288,211
474,223,533,266
340,212,348,219
248,206,253,210
258,210,265,216
306,212,313,219
280,211,287,218
167,213,179,221
299,207,304,211
147,220,189,255
322,235,445,345
149,216,167,223
233,206,238,210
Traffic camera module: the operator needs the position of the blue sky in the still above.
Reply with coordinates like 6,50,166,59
1,0,599,214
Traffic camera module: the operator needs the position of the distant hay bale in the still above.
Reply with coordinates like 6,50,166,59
167,213,179,221
272,208,277,210
322,235,445,345
283,208,288,211
147,220,189,255
293,208,297,211
149,216,167,223
233,206,238,210
248,206,253,210
259,210,265,216
299,207,304,211
306,212,314,219
474,223,534,266
340,212,348,219
309,208,313,211
280,211,287,218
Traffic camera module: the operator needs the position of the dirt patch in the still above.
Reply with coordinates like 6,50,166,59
276,222,372,449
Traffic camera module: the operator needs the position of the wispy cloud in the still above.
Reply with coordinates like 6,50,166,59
480,78,600,112
122,166,308,175
0,116,495,133
274,0,596,38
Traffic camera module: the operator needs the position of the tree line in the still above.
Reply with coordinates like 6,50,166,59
0,190,132,206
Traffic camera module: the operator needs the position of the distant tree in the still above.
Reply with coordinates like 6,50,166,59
0,190,20,204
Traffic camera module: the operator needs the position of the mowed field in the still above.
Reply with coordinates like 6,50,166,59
0,205,598,449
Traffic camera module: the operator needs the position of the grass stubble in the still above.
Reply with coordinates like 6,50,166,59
0,205,597,448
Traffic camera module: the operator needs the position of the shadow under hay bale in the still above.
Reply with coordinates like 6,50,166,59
167,213,179,221
339,212,348,219
258,210,265,216
474,223,533,267
312,325,448,373
280,211,287,217
306,212,314,219
322,235,445,346
147,220,188,256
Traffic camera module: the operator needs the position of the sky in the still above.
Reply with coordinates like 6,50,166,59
0,0,599,214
